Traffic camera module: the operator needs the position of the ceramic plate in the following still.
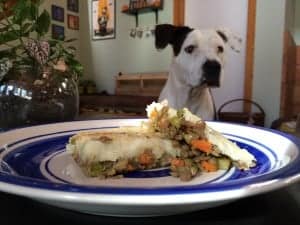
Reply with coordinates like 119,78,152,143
0,119,300,217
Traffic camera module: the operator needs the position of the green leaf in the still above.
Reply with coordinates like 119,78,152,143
65,57,84,77
66,46,77,51
35,10,50,36
0,24,9,33
48,39,60,47
29,2,38,20
0,49,13,59
12,0,30,25
0,30,19,44
62,48,75,57
21,22,32,36
64,38,77,43
0,3,4,13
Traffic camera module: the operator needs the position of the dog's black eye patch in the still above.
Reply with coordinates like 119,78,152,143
155,24,193,56
216,30,228,43
217,46,224,53
184,45,196,54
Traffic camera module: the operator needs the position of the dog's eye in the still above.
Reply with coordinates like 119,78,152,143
217,46,224,53
184,45,196,54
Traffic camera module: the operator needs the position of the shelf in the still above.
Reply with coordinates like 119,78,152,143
122,3,163,27
122,5,162,15
115,72,168,97
79,94,158,118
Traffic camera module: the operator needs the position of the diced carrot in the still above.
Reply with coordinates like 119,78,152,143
150,110,158,119
200,160,217,172
138,152,154,165
191,139,212,154
171,158,185,167
127,164,134,171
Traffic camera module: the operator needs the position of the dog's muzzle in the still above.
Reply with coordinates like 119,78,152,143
201,60,221,87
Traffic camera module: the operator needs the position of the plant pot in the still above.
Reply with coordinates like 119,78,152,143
0,66,79,130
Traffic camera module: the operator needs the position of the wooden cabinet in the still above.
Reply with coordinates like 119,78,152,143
294,47,300,113
281,31,300,118
115,72,168,97
297,47,300,65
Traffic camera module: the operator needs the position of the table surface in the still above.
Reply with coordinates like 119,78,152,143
1,181,300,225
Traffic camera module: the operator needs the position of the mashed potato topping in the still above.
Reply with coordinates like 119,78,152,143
67,131,180,163
146,100,201,123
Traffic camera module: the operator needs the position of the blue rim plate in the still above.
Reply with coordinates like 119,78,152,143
0,119,300,217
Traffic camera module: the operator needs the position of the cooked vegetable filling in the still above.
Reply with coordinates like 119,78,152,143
145,103,253,181
73,149,174,178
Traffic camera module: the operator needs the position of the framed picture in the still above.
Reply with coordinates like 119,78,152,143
67,0,79,13
91,0,116,40
52,24,65,40
51,5,64,22
68,14,79,30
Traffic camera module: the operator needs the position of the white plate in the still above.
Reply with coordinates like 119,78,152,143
0,119,300,217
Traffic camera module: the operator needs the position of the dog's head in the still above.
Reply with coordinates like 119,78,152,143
155,24,241,88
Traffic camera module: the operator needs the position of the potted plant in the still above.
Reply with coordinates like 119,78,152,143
0,0,84,129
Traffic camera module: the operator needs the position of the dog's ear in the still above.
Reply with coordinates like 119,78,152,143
155,24,193,56
216,28,242,53
155,24,176,50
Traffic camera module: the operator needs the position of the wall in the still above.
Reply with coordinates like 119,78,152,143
185,0,248,112
79,0,173,94
285,0,295,33
41,0,80,58
293,0,300,45
295,0,300,29
252,0,286,126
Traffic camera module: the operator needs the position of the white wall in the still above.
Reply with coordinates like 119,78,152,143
185,0,248,112
253,0,286,126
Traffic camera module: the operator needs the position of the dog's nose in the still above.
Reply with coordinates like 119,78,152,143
202,60,221,87
202,60,221,75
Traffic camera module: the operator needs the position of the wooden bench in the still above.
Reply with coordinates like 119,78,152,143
115,72,168,97
78,72,167,119
79,94,158,119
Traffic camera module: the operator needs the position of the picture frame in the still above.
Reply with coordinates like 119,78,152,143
52,24,65,40
51,5,64,22
67,0,79,13
67,14,79,30
91,0,116,40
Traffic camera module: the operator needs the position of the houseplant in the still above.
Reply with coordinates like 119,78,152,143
0,0,84,129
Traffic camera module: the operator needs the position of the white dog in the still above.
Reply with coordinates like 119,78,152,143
155,24,241,120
